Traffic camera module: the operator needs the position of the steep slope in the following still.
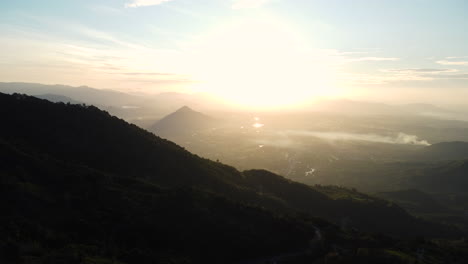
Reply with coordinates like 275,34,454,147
5,143,466,264
149,106,219,138
0,140,319,263
243,170,458,238
0,93,459,239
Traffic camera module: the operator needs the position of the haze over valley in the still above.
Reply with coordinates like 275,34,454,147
2,1,468,263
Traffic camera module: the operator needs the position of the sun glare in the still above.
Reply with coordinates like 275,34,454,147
186,17,338,109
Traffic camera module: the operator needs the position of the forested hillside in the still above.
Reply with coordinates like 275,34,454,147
1,93,466,263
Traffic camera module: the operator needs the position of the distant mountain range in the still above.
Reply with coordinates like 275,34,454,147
1,92,464,263
35,93,82,104
0,82,141,106
0,82,222,110
1,82,467,121
0,82,231,128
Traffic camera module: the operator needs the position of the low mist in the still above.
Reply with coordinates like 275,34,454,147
283,131,431,146
252,131,430,151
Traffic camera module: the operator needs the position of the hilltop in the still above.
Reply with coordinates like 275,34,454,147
149,105,220,138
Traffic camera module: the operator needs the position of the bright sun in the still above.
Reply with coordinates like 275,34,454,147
185,17,339,109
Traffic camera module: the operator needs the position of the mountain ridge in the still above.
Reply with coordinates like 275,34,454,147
1,92,459,238
1,92,466,263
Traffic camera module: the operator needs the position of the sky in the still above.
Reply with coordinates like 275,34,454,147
1,0,468,108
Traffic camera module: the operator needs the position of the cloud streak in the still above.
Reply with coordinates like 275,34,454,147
346,57,400,62
342,65,468,85
436,60,468,66
381,68,454,73
0,17,195,92
436,57,468,66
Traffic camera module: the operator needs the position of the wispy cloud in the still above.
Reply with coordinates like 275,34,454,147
346,57,400,62
0,16,193,92
116,72,182,76
379,68,468,80
436,57,468,66
342,66,468,86
338,72,433,85
432,73,468,79
232,0,271,9
381,68,454,73
436,60,468,66
125,0,173,8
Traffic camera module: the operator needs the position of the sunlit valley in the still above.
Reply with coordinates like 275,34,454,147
2,1,468,263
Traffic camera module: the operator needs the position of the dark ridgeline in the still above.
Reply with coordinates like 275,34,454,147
0,92,466,264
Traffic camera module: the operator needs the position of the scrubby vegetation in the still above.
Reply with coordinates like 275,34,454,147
1,93,467,263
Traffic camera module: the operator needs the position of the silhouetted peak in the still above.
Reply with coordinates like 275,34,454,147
175,105,195,113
